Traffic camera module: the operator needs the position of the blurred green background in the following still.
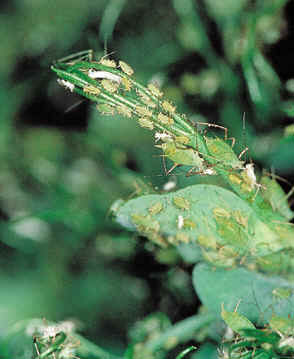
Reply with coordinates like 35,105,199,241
1,0,294,355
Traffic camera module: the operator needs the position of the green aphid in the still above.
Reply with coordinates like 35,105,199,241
173,196,190,210
161,142,204,169
83,85,101,96
119,60,134,76
183,218,197,229
96,103,115,115
101,79,119,93
136,105,153,118
175,232,190,243
205,137,243,170
197,234,217,250
138,117,154,130
233,210,248,228
99,58,117,68
131,213,160,233
148,202,163,215
213,207,231,218
148,83,163,97
272,287,293,299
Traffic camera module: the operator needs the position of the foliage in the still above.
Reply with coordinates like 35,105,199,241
1,0,294,359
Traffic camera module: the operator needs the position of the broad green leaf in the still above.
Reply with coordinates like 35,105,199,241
193,263,294,325
114,184,294,270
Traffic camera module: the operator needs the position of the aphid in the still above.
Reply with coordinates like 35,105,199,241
136,105,153,118
88,69,121,83
233,210,248,228
213,207,231,218
116,105,132,118
174,136,190,145
162,100,176,114
96,103,115,115
173,196,190,210
149,202,163,215
242,163,257,190
83,85,101,96
197,234,217,249
119,60,134,76
138,117,154,130
148,83,163,97
177,215,184,229
229,173,242,185
99,58,117,68
101,79,119,93
121,77,132,91
137,90,157,108
183,218,197,229
175,232,190,243
158,113,174,126
57,79,75,92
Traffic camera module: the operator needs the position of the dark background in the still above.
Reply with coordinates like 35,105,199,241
1,0,294,355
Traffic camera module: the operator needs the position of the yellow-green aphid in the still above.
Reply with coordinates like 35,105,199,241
101,79,119,93
138,117,154,130
173,196,190,210
96,103,115,115
119,60,134,76
175,232,190,243
137,90,157,108
197,234,217,249
148,83,163,97
162,100,176,114
272,287,293,299
205,137,243,170
233,210,248,228
83,85,101,96
121,77,132,91
158,113,174,126
99,58,117,68
116,105,132,118
160,141,204,168
229,173,242,185
148,202,163,215
131,213,160,232
213,207,231,218
174,136,190,145
136,105,153,118
183,218,197,229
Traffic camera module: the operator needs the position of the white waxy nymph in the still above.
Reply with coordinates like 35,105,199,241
88,69,121,83
154,132,172,142
57,79,75,92
178,215,184,229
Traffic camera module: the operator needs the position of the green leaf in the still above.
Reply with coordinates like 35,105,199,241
193,263,294,325
114,184,294,270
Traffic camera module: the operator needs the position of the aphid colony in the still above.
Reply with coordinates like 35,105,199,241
52,50,263,193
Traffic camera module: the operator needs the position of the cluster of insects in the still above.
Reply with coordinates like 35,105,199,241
52,50,256,184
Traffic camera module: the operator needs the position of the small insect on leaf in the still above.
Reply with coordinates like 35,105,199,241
116,105,132,118
136,106,153,118
101,79,119,93
138,117,154,130
173,196,190,210
213,207,231,218
149,202,163,215
162,100,176,114
158,113,174,126
119,60,134,76
148,83,163,97
96,103,115,115
99,58,117,68
121,77,132,91
83,85,101,96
